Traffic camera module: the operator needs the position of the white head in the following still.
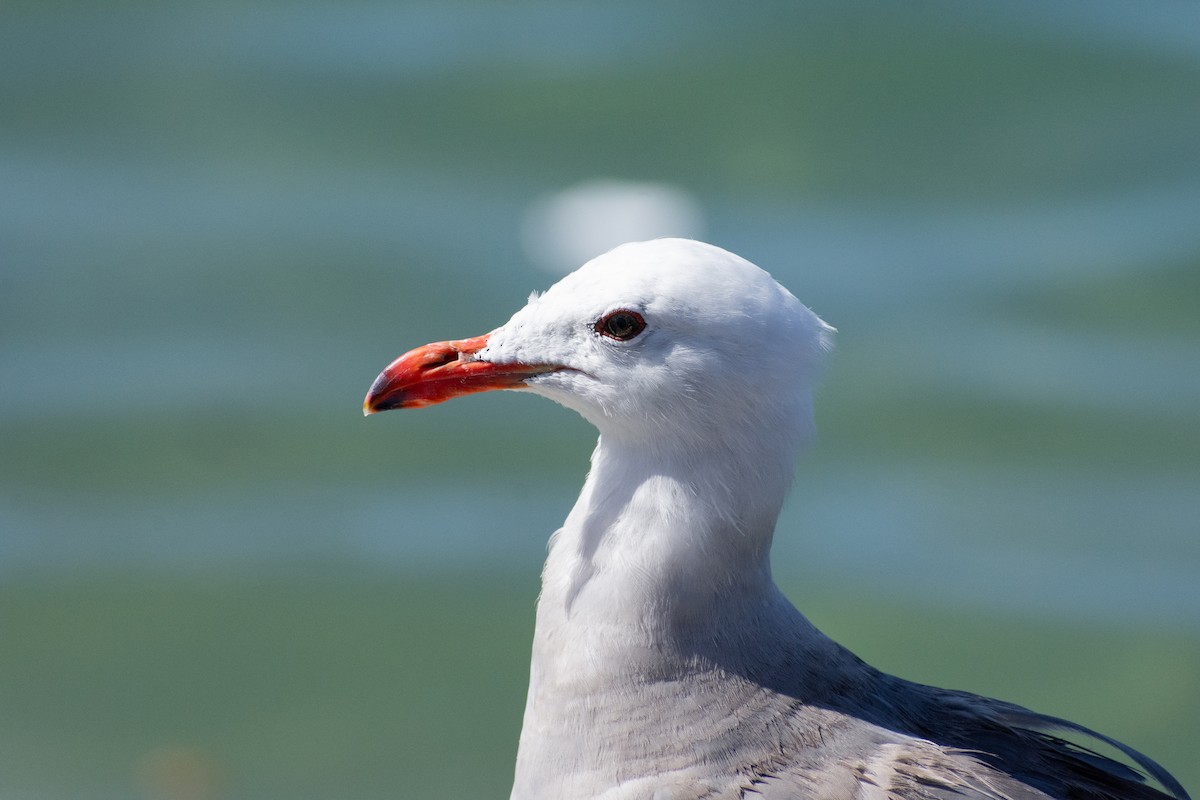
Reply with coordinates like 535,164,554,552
366,238,834,463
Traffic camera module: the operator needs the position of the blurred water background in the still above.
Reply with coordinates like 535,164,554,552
2,1,1199,797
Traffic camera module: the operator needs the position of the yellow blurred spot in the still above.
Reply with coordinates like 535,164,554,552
137,745,224,800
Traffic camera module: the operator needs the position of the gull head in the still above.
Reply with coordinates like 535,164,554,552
365,238,834,455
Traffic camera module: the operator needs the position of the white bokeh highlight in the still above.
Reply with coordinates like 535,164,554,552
521,179,705,275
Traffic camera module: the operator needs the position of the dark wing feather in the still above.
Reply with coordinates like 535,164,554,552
886,682,1191,800
988,703,1191,800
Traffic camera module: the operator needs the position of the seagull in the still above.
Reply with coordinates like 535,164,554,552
363,239,1189,800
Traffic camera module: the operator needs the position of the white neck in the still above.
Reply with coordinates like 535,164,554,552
545,432,791,639
510,431,830,799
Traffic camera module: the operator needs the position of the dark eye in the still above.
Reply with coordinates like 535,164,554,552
595,309,646,341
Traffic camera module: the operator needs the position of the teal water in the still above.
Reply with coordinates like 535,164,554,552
2,2,1199,797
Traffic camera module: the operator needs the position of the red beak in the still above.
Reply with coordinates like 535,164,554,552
363,333,557,414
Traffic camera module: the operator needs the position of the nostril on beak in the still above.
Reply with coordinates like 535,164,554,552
420,346,460,372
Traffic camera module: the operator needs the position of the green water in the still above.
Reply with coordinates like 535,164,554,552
1,573,1196,799
2,1,1198,797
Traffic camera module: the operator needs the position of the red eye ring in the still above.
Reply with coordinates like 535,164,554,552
595,309,646,341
